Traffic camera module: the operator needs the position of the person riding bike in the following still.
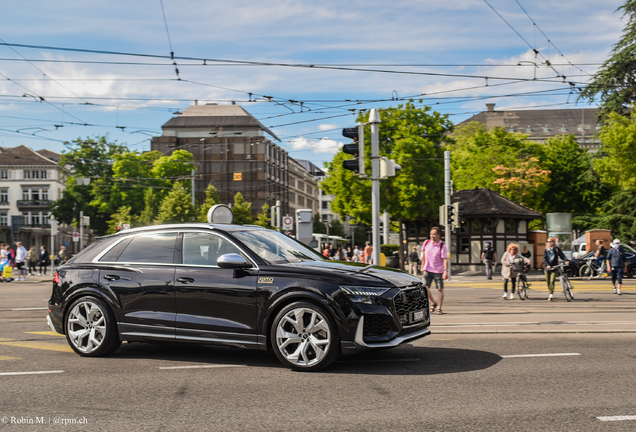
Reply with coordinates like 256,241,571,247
593,239,608,277
543,237,569,301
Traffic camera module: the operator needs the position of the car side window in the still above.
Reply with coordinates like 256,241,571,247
116,233,178,264
182,232,243,266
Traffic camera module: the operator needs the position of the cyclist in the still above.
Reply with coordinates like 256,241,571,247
501,243,530,299
593,239,608,277
543,237,569,301
607,239,627,295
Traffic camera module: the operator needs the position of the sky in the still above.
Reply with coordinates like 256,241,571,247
0,0,626,167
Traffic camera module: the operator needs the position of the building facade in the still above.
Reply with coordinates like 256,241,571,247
459,104,601,151
0,146,66,248
151,103,317,219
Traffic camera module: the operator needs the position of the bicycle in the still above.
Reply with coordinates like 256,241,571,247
579,256,608,280
551,263,574,302
512,259,531,300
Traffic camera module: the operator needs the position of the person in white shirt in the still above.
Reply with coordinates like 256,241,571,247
15,242,28,281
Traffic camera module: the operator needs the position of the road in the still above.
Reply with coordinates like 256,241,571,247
0,276,635,431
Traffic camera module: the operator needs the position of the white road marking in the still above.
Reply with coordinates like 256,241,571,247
501,353,580,358
0,370,64,376
597,415,636,422
159,364,246,370
10,307,49,311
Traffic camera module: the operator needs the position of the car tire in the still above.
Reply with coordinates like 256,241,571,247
628,265,636,278
271,301,340,372
65,296,121,357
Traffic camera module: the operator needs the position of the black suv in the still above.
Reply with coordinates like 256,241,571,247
47,224,431,371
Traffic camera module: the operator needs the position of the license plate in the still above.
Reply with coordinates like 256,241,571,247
411,310,425,323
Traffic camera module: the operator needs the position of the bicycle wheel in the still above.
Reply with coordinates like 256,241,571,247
518,279,528,300
579,264,593,280
562,276,574,302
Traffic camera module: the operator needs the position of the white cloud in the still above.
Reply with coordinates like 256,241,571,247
318,124,338,131
289,137,342,154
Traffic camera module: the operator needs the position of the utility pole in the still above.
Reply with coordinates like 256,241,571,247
79,210,84,251
369,109,381,265
444,151,452,280
191,169,195,207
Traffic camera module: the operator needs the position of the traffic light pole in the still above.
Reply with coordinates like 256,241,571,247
369,109,381,265
444,151,451,280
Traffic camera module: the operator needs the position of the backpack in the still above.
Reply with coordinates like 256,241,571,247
485,247,495,260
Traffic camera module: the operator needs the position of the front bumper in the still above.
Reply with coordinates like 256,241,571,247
341,317,431,354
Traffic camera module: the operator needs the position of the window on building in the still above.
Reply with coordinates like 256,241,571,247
290,177,295,188
472,220,481,233
505,219,517,234
298,181,304,192
23,170,30,179
483,220,493,233
22,212,29,225
40,170,47,179
322,201,328,209
307,185,312,196
32,190,40,201
0,170,7,179
22,189,30,200
289,193,295,203
31,170,39,179
0,189,7,203
42,189,48,200
43,213,50,226
32,213,40,226
0,213,6,226
298,196,305,206
307,199,312,208
460,237,470,253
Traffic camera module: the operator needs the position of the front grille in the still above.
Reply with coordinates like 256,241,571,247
363,315,392,337
393,286,428,325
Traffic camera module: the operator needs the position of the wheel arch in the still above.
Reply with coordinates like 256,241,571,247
61,285,120,334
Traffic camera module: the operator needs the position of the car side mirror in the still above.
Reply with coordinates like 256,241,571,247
217,253,251,269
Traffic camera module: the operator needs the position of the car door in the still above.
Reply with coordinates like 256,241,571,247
97,232,178,341
174,231,259,347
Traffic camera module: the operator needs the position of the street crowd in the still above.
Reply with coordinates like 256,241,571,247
0,243,67,282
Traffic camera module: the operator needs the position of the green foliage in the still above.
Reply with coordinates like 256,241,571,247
595,111,636,189
328,219,346,238
106,206,133,235
380,244,399,256
137,188,158,226
254,203,274,229
574,189,636,242
197,184,222,222
313,213,326,234
322,101,453,224
232,192,253,225
155,188,196,224
50,136,129,235
351,224,369,248
579,0,636,118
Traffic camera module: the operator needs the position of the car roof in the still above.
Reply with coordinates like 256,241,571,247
97,223,266,239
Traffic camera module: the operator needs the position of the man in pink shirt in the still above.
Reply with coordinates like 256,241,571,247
420,227,448,315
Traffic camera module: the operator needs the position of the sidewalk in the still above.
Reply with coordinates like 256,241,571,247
2,273,54,284
449,269,548,283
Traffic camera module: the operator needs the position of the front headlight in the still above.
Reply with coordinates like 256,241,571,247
340,286,390,304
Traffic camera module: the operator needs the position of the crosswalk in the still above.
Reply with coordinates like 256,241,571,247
0,331,71,357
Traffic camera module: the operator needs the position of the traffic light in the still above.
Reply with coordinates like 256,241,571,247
380,157,402,178
448,202,464,231
439,205,447,227
447,205,455,230
116,221,123,232
341,124,365,176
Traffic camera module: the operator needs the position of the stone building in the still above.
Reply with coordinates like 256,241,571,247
151,104,317,218
458,104,601,151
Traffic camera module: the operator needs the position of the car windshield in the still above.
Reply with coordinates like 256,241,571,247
232,229,326,264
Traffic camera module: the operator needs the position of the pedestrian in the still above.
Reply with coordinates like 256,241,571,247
408,246,419,276
481,241,497,280
38,245,51,276
58,245,67,266
607,239,627,295
420,227,448,315
328,244,336,260
27,246,37,275
336,246,345,261
15,241,27,281
594,239,608,276
3,244,15,282
521,245,532,261
322,245,329,259
501,243,530,299
346,246,353,261
543,237,568,301
363,241,373,264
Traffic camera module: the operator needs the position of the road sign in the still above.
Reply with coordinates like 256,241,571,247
284,230,292,236
282,215,293,230
72,232,79,242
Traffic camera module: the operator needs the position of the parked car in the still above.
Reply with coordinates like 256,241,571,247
569,245,636,278
47,223,431,371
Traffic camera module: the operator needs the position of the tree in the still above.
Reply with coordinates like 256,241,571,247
137,188,159,226
197,184,221,222
254,203,274,229
232,192,253,225
492,157,550,206
595,111,636,189
106,206,133,234
155,188,196,224
579,0,636,118
574,189,636,242
328,219,346,238
50,136,129,235
322,102,453,224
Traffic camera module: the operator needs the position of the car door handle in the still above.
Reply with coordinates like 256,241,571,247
104,274,131,281
177,277,195,284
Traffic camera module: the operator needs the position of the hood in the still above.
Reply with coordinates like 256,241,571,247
278,260,421,288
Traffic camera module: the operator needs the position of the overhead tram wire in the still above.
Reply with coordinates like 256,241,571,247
159,0,179,79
